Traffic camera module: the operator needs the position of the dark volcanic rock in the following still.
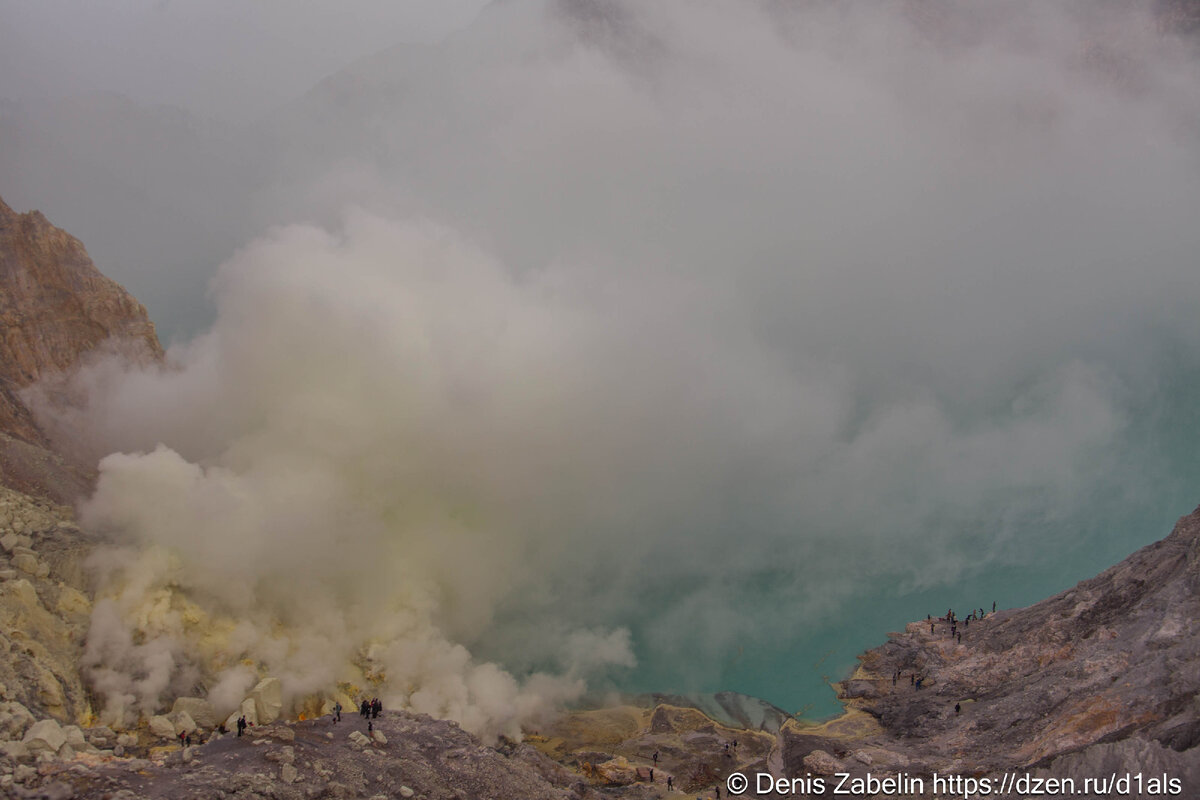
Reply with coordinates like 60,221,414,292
23,712,611,800
818,505,1200,787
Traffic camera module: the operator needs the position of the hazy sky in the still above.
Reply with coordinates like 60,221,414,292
0,0,490,121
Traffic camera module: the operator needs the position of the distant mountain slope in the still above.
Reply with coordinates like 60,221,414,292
0,195,162,501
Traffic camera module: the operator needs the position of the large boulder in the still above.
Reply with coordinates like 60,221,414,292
22,718,65,753
60,725,87,750
166,710,197,735
224,697,257,732
249,678,283,725
148,715,176,740
171,697,219,729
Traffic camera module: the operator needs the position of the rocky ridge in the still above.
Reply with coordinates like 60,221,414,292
0,195,161,503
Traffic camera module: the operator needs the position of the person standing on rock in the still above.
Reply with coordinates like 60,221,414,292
237,716,247,737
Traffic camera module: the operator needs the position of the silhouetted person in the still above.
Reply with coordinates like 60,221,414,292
993,600,996,613
667,776,674,790
333,702,342,723
237,716,247,737
653,751,659,765
360,700,369,718
650,769,654,782
955,702,961,714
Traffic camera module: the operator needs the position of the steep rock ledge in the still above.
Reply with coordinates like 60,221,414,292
0,195,162,502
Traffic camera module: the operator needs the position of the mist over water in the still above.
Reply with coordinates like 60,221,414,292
9,0,1200,729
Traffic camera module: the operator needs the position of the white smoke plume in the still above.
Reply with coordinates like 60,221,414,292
18,0,1200,723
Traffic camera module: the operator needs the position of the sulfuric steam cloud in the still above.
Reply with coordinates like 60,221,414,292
22,0,1200,727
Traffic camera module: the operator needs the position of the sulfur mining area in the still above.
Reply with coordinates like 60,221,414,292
1,194,1200,800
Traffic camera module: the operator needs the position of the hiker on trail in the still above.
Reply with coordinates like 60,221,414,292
910,673,915,686
930,623,935,634
334,702,342,723
957,632,962,644
360,700,369,718
915,677,924,690
993,601,996,613
653,751,659,765
368,719,373,733
955,702,961,714
237,716,247,737
715,785,721,798
179,730,187,748
372,698,382,719
185,732,192,747
668,776,674,790
650,769,654,782
892,670,898,686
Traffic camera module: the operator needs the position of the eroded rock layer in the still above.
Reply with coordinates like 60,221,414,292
0,195,162,502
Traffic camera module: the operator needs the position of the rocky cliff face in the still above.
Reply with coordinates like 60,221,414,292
787,504,1200,793
0,195,162,502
